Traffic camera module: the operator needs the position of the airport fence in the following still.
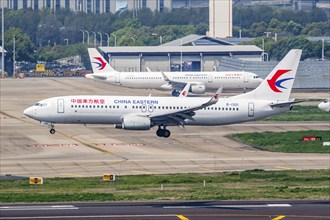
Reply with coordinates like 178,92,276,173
218,57,330,89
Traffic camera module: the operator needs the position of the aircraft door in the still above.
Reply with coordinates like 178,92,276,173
115,73,120,83
244,73,249,83
57,99,64,113
208,75,213,83
248,102,254,117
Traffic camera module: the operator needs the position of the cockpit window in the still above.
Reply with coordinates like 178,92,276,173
324,99,329,103
35,102,47,107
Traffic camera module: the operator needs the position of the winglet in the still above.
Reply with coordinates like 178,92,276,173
204,85,223,106
178,83,191,97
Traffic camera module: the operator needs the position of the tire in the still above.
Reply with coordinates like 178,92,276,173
163,129,171,138
156,129,164,137
50,128,56,134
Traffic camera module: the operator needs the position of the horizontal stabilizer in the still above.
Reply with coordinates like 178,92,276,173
270,99,303,108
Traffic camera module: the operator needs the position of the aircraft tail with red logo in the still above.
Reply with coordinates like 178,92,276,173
237,49,302,101
87,48,117,73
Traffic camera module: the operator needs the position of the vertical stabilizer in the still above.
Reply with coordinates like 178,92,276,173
87,48,117,73
237,49,302,101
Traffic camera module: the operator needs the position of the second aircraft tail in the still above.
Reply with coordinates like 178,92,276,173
88,48,117,73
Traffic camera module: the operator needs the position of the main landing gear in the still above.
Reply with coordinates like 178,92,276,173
156,126,171,138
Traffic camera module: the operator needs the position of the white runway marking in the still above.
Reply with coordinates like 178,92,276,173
163,204,292,209
0,205,78,211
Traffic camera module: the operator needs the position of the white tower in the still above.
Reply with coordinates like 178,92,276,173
208,0,232,38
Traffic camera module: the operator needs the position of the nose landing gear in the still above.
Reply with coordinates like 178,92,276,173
156,126,171,138
50,128,56,134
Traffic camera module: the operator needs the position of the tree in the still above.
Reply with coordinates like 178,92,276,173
4,27,36,62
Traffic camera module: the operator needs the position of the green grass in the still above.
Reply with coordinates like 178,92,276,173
230,130,330,153
263,105,330,121
0,170,329,203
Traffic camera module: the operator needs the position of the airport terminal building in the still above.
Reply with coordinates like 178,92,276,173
99,35,263,72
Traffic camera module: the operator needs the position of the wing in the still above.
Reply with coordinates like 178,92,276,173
160,72,203,91
149,86,223,126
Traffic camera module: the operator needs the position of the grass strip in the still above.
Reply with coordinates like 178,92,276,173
1,169,329,203
230,130,330,153
263,105,330,121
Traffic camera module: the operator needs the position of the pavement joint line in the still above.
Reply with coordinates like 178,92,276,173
275,166,293,170
171,136,216,153
273,215,286,220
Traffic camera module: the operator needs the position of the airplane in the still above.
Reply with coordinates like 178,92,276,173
24,49,302,138
318,98,330,112
85,48,263,96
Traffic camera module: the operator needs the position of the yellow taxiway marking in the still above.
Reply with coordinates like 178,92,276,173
177,215,189,220
275,166,293,170
273,216,286,220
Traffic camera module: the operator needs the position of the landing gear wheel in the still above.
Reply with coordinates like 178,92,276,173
163,129,171,138
156,128,165,137
50,128,56,134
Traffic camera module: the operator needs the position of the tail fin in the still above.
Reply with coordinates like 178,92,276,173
87,48,117,73
237,49,302,101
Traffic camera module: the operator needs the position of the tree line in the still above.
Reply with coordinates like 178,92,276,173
0,5,329,70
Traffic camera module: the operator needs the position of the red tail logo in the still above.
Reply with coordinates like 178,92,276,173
267,69,292,93
93,57,107,70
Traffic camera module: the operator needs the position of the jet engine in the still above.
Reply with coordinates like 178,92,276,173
115,115,151,130
190,84,206,94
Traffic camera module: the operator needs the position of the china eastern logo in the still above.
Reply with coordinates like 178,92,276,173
267,69,293,93
92,57,107,70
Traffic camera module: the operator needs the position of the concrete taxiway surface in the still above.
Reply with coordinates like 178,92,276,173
0,200,329,220
0,78,329,177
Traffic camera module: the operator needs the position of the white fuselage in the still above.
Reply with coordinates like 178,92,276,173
86,71,262,90
24,95,289,127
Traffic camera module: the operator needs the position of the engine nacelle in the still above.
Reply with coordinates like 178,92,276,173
115,115,151,130
189,84,206,94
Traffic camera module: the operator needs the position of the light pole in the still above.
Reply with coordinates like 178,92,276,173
322,38,325,61
152,33,163,45
180,39,183,72
104,33,110,46
84,30,90,45
13,35,15,78
264,32,271,38
111,33,117,47
79,29,85,44
91,31,96,48
239,29,242,39
97,32,102,46
1,0,4,77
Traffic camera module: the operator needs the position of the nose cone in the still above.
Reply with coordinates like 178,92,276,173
258,77,264,84
23,106,34,118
